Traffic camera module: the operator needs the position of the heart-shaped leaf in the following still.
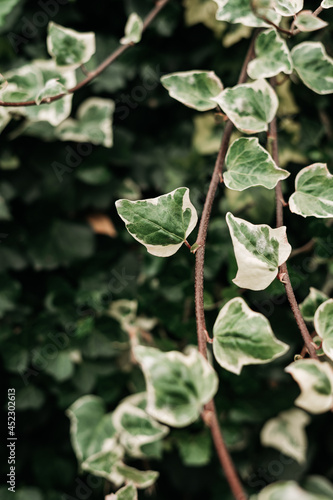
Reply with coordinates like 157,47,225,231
213,79,278,133
47,22,96,69
226,212,291,290
116,187,198,257
35,78,67,105
213,297,289,374
134,345,218,427
247,29,293,80
161,70,223,111
260,408,310,464
224,137,290,190
294,10,328,31
314,299,333,362
289,163,333,218
285,359,333,414
273,0,304,16
213,0,281,27
291,42,333,95
299,287,329,322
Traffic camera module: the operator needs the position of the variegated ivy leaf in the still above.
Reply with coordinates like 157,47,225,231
299,287,329,322
106,483,137,500
314,299,333,362
289,163,333,218
212,79,278,134
47,22,96,69
260,408,310,464
291,42,333,95
114,464,159,489
294,10,328,31
82,449,124,480
272,0,303,16
213,0,281,28
255,481,322,500
322,0,333,7
0,0,21,27
213,297,289,374
285,359,333,414
113,393,169,458
66,395,117,462
303,476,333,498
56,97,114,147
160,70,224,111
115,188,198,257
226,212,291,290
247,29,293,80
35,78,67,106
224,137,290,191
134,345,218,427
120,13,144,45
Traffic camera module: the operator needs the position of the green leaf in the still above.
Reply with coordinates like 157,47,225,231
113,392,169,458
114,464,159,489
81,449,124,480
41,350,75,382
120,13,144,45
0,0,21,27
66,395,117,462
291,42,333,95
193,112,224,155
35,78,67,105
273,0,303,16
160,70,223,111
260,408,310,464
115,187,198,257
303,476,333,498
224,137,290,190
213,0,281,27
134,345,218,427
47,22,96,69
226,212,291,290
299,287,329,322
212,79,278,133
289,163,333,218
314,299,333,362
255,481,322,500
285,359,333,414
321,0,333,7
247,29,293,80
176,431,212,466
106,483,137,500
213,297,288,374
56,97,114,147
294,10,328,31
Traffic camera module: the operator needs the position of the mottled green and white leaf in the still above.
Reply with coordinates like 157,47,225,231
116,188,198,257
114,463,159,489
303,476,333,498
213,79,278,133
57,97,114,147
120,13,143,45
273,0,303,16
224,137,289,190
294,10,328,31
35,78,67,105
247,29,293,79
292,42,333,95
289,163,333,218
106,483,137,500
213,297,288,374
300,288,329,322
260,408,310,464
255,481,322,500
47,22,96,69
66,395,117,462
314,299,333,362
82,449,124,480
134,345,218,427
113,392,169,457
213,0,281,27
285,359,333,414
321,0,333,8
161,70,223,111
226,212,291,290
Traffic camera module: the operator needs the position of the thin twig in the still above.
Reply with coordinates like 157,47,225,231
0,0,170,107
269,77,318,361
194,32,259,500
290,239,315,259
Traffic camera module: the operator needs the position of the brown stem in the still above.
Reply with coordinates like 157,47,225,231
0,0,170,107
269,78,318,361
194,32,259,500
290,239,315,259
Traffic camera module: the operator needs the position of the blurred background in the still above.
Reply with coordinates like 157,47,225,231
1,0,333,498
